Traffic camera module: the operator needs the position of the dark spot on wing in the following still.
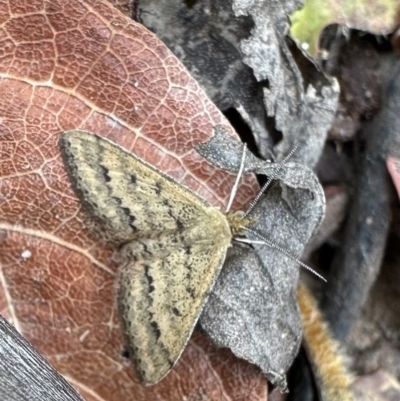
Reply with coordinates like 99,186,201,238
186,287,196,299
184,246,192,255
112,196,122,205
121,206,131,217
184,260,193,271
166,209,185,231
176,218,184,231
144,264,155,293
120,347,130,360
99,165,111,182
155,181,162,195
150,321,161,340
172,307,182,317
130,174,137,184
139,241,151,255
121,206,137,231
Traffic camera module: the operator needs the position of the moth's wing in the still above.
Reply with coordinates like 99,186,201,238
59,130,214,243
118,225,230,385
60,130,234,384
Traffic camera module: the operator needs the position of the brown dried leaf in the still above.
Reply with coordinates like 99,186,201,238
0,1,265,400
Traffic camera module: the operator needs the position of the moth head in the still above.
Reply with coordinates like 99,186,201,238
226,211,253,237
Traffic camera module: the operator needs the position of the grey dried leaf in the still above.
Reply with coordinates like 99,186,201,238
136,0,271,149
137,0,339,163
232,0,339,165
198,127,325,389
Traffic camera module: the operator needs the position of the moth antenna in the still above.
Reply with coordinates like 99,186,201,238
238,227,327,282
226,143,247,213
228,143,324,281
244,144,299,217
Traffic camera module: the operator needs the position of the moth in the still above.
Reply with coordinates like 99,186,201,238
59,130,253,385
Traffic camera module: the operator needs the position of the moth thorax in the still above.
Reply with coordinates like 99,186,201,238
226,211,252,236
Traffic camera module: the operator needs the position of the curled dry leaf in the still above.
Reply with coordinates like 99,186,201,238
137,0,339,164
197,128,326,389
0,1,266,400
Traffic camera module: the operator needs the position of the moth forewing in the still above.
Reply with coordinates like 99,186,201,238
59,130,225,242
